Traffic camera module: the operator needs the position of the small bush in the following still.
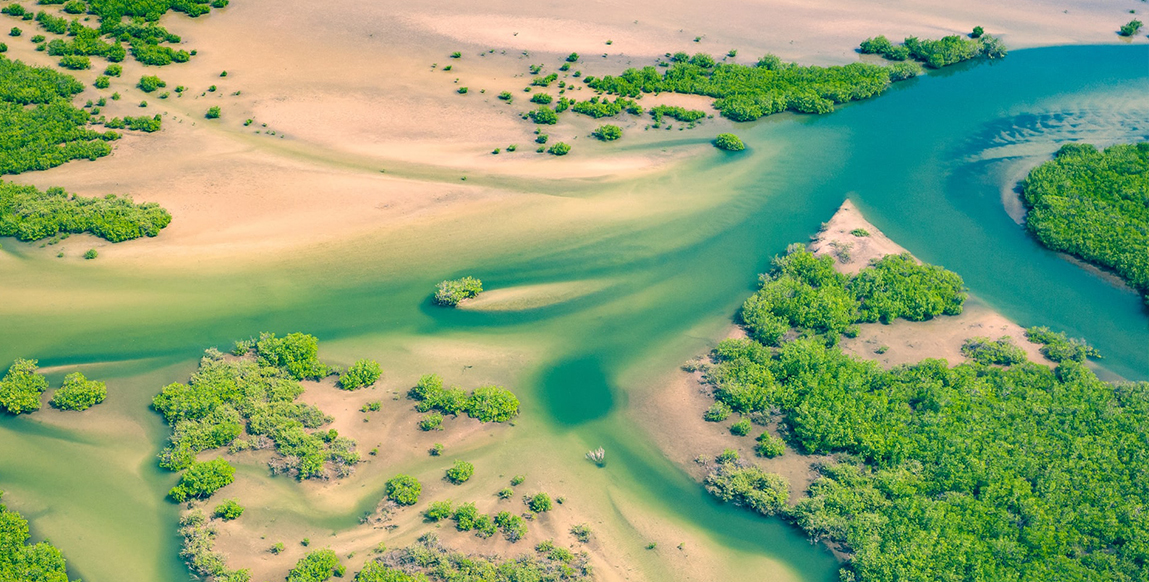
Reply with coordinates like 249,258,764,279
8,27,20,37
425,500,453,521
446,460,474,484
457,87,468,94
570,523,592,542
566,52,579,62
529,106,558,125
1119,20,1143,37
714,133,745,151
850,228,870,237
94,76,110,89
434,276,483,306
527,492,553,513
547,142,571,156
510,475,525,486
730,418,752,436
83,248,98,260
138,75,166,93
0,359,48,414
59,55,90,69
385,474,422,505
205,106,221,119
430,443,444,456
592,124,622,141
961,336,1027,366
971,26,985,38
755,432,785,458
704,402,731,422
419,412,443,431
338,359,381,390
497,488,514,499
498,91,513,102
104,64,122,76
49,372,106,411
450,51,461,58
530,92,552,104
213,499,244,520
169,459,236,502
453,502,479,531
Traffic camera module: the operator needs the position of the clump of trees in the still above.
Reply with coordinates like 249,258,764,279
584,52,918,121
714,133,744,151
591,124,621,141
446,460,474,484
287,549,343,582
354,535,591,580
1021,142,1149,304
703,454,788,516
960,335,1027,365
137,74,166,92
169,458,235,502
213,499,244,520
1024,326,1100,363
859,32,1007,68
0,358,47,414
49,371,107,410
153,338,359,480
338,358,381,390
570,95,641,118
0,58,118,174
697,233,1149,581
0,182,171,242
386,474,422,505
649,105,706,123
408,374,520,423
434,276,483,306
1119,19,1143,37
0,493,75,580
178,510,250,582
739,245,966,345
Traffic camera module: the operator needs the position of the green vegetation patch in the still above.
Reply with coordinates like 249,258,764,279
714,133,744,151
385,474,422,505
288,549,343,582
0,358,47,415
960,335,1027,366
409,374,520,423
153,336,358,480
0,182,170,242
585,52,918,121
168,458,234,502
859,33,1006,68
445,460,474,484
49,371,107,410
178,509,249,581
434,276,482,306
1021,142,1149,304
0,57,118,175
338,358,381,390
354,534,590,580
1024,326,1100,363
0,492,76,581
740,244,966,346
699,235,1149,582
591,124,621,141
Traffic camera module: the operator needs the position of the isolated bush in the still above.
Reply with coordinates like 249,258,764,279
592,124,622,141
1119,20,1143,37
205,106,221,119
94,75,110,88
527,492,553,513
714,133,744,151
425,500,452,521
730,417,752,436
434,276,483,306
547,142,571,156
704,402,731,422
386,474,422,505
529,105,558,125
83,248,98,259
138,75,166,92
49,371,107,410
0,359,47,414
338,359,381,390
419,412,443,431
214,499,244,520
755,432,785,458
446,460,474,484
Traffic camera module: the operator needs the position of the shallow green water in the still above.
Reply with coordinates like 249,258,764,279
1,44,1147,582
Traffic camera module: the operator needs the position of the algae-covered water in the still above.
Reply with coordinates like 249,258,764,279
1,45,1147,582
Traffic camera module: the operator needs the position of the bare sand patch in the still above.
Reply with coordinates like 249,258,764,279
457,280,613,312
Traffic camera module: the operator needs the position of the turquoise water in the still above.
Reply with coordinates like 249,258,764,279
1,44,1147,582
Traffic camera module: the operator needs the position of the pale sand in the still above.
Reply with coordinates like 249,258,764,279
4,0,1141,266
457,279,613,312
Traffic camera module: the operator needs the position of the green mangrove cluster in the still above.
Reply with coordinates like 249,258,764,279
0,492,76,582
433,276,483,306
353,534,591,581
1,182,171,242
859,31,1006,68
409,373,520,424
740,245,966,345
0,359,106,414
152,333,361,480
1020,142,1149,305
699,243,1149,582
0,57,116,175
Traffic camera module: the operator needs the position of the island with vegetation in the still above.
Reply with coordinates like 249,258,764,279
1020,142,1149,305
683,207,1148,582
